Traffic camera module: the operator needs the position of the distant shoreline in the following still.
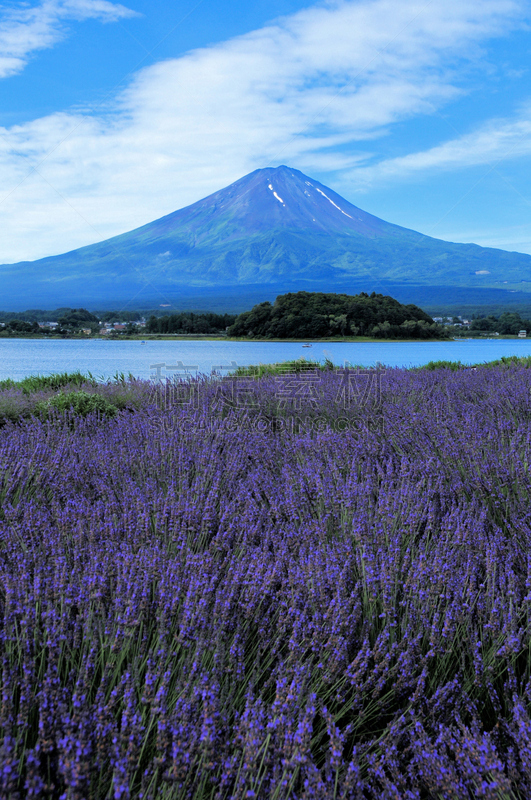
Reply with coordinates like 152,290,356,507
0,333,525,342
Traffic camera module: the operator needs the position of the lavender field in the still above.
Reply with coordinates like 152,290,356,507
1,361,531,798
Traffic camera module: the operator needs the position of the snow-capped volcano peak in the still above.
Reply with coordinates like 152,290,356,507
152,164,393,239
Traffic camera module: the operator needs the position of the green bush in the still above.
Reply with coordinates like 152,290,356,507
482,355,531,369
417,360,465,371
35,391,117,419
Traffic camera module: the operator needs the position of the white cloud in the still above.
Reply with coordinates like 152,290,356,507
0,0,138,79
423,224,531,255
0,0,527,262
350,107,531,184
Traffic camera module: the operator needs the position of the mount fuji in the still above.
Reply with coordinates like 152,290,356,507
3,165,531,311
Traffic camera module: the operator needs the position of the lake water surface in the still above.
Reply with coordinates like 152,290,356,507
2,337,531,381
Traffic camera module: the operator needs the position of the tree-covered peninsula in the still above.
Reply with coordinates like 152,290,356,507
227,290,449,339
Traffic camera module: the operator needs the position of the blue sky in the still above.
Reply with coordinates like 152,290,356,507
1,0,531,264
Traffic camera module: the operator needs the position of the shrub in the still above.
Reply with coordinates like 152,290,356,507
418,359,465,371
34,390,118,419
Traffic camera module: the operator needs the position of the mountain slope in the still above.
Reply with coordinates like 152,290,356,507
2,165,531,310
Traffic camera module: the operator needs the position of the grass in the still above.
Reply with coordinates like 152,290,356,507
416,355,531,371
0,369,96,394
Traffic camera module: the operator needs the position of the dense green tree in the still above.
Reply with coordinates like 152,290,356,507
58,309,98,329
497,312,527,335
7,319,39,333
227,291,447,340
145,311,237,334
470,315,501,332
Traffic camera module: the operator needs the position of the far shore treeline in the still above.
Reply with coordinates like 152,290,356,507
226,290,449,339
146,312,237,334
3,291,531,339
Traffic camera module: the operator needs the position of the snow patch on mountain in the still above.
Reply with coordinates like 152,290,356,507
314,187,352,219
268,183,285,205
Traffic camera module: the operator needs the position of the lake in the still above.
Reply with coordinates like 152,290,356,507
2,337,531,381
